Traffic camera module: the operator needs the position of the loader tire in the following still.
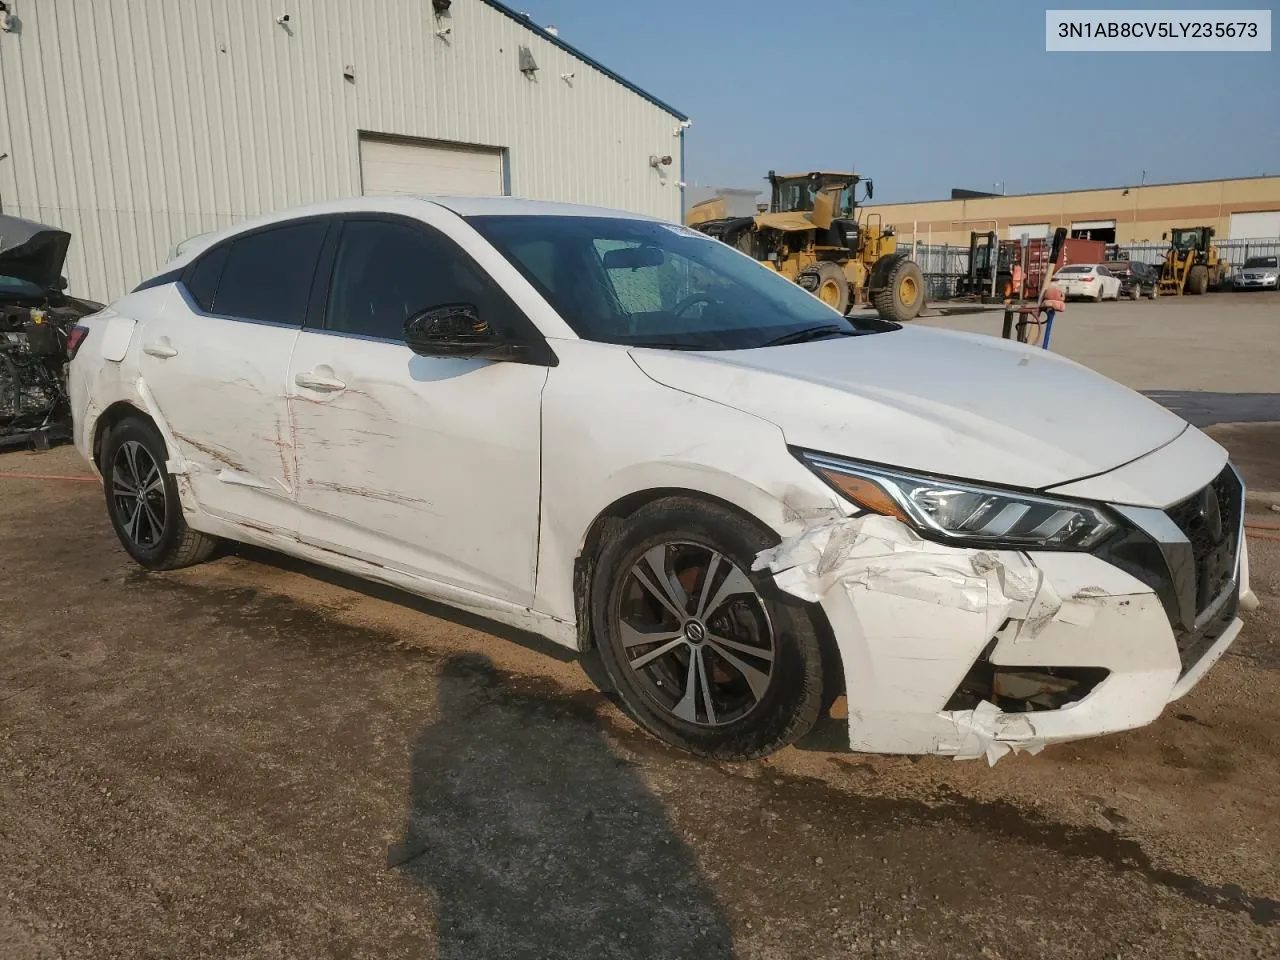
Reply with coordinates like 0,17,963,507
872,257,925,322
799,262,850,315
1188,265,1209,295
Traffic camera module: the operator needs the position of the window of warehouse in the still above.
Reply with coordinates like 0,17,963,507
358,134,506,197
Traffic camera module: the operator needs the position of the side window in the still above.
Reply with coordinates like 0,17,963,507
185,243,230,312
212,220,327,325
325,219,522,342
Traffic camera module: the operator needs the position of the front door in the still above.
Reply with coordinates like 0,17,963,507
287,215,547,605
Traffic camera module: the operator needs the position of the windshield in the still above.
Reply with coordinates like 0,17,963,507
0,274,45,298
469,215,880,350
1244,256,1278,268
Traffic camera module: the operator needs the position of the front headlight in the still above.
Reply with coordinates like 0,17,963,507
799,451,1117,550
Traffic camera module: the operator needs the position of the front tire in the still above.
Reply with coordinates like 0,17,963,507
872,256,925,322
799,261,851,315
590,497,825,760
1188,264,1209,295
102,416,218,570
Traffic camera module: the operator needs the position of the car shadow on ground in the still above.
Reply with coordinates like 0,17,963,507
388,653,737,959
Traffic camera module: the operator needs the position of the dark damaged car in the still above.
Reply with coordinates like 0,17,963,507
0,215,102,448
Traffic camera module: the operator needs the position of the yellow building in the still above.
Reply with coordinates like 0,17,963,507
863,176,1280,247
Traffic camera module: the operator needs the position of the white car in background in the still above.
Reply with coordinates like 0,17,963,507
1055,263,1122,301
65,197,1252,764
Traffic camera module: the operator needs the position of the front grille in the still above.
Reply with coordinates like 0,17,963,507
1165,465,1241,618
1174,586,1238,676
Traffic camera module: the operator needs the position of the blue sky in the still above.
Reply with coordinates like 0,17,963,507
520,0,1279,202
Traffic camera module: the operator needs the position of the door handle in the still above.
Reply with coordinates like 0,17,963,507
143,340,178,359
294,371,347,392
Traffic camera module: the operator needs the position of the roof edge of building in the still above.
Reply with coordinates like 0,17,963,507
869,173,1280,207
479,0,688,121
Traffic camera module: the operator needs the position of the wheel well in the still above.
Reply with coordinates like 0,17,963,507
92,401,150,468
570,487,846,709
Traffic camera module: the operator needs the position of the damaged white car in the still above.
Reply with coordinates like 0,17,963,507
68,197,1254,763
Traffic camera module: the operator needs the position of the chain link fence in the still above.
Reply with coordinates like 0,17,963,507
902,237,1280,299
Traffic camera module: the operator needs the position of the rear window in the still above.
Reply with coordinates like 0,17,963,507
1057,265,1092,274
212,220,327,325
185,244,229,312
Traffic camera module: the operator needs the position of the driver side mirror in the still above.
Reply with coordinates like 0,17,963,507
404,303,528,361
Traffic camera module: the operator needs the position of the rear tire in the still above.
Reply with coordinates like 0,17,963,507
872,256,925,322
102,416,218,570
590,497,825,760
1188,265,1209,295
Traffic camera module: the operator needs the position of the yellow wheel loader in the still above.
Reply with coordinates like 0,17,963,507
1158,226,1229,296
686,171,925,322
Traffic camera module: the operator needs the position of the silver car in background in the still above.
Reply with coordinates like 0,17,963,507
1234,255,1279,290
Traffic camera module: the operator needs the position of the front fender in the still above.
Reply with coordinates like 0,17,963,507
533,341,846,628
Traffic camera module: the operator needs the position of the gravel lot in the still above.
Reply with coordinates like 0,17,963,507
2,291,1278,959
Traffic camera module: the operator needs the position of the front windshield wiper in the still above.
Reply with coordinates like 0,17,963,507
759,324,853,348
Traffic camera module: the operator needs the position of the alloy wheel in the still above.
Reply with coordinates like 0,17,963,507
615,542,775,727
111,440,167,548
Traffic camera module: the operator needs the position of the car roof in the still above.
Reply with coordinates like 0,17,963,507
161,195,661,270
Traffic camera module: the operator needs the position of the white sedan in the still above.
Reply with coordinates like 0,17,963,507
1055,263,1122,301
66,197,1252,763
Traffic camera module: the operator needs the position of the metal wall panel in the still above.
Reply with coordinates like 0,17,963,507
0,0,685,301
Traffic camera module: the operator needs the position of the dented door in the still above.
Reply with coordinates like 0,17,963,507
287,335,547,605
286,215,547,606
137,218,330,532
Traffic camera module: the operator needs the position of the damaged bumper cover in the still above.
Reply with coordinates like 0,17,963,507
754,476,1250,764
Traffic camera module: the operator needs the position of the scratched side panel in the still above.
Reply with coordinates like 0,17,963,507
133,287,304,535
287,332,547,606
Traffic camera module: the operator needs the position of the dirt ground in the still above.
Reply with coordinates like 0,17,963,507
2,293,1279,959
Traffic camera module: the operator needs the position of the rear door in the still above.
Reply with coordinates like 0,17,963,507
137,217,330,533
286,213,548,605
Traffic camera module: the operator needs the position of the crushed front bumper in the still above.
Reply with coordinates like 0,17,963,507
755,465,1250,764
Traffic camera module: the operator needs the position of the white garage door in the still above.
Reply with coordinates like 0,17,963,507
1229,211,1280,240
358,135,505,197
1007,223,1051,240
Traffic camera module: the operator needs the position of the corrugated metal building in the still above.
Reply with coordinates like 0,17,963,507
0,0,688,301
863,176,1280,247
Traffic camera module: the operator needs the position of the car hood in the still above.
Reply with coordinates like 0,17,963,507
629,326,1188,491
0,214,72,290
